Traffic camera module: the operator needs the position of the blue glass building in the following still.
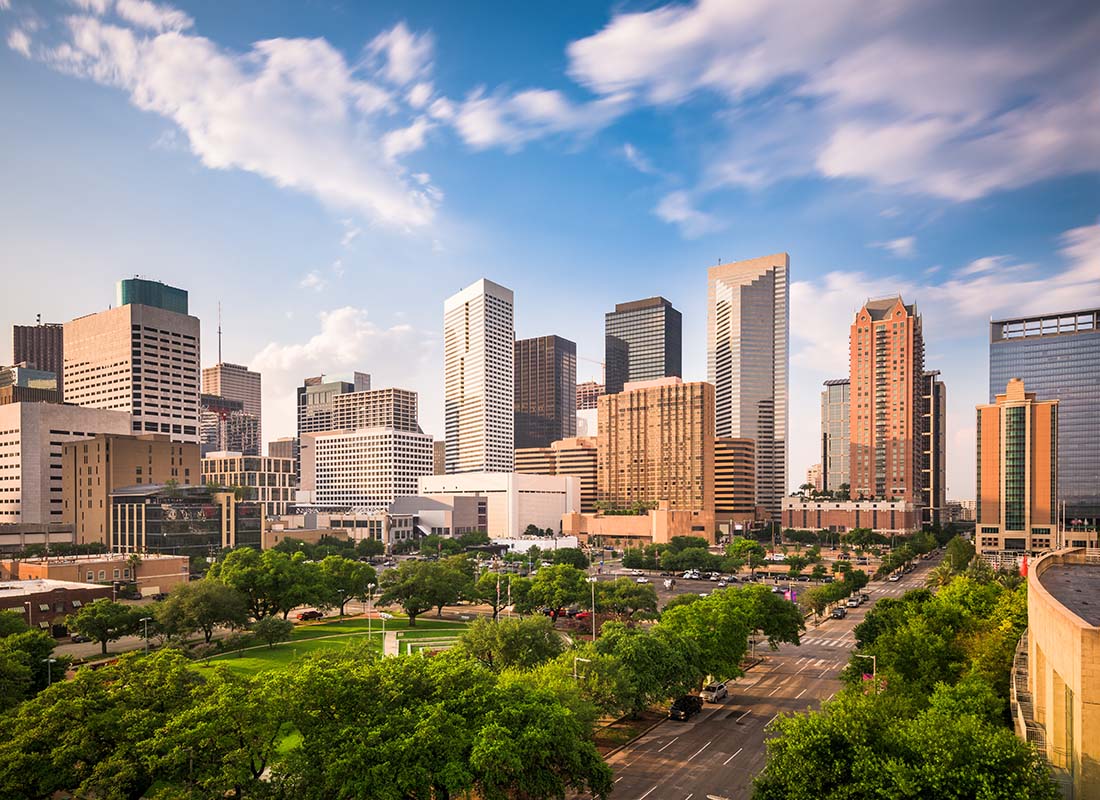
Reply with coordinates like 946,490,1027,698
989,308,1100,522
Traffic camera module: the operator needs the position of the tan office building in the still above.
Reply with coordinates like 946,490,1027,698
61,433,200,546
516,436,598,513
715,437,755,528
1,553,190,596
598,378,714,523
976,379,1058,555
202,362,262,446
201,451,296,517
1014,548,1100,798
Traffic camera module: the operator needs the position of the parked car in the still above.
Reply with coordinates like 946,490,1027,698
701,682,728,703
574,611,591,621
846,597,860,607
70,634,90,643
716,580,728,589
860,593,871,602
635,576,650,584
771,585,784,594
669,695,704,720
831,607,848,619
888,573,902,582
296,610,324,621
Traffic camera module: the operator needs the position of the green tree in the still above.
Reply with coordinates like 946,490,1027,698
319,555,377,615
356,537,386,558
523,564,589,621
66,598,141,655
378,560,462,626
155,580,250,644
599,577,659,618
0,650,32,713
457,615,564,671
0,609,30,638
252,615,294,648
727,538,766,573
549,547,590,569
210,548,326,620
594,621,702,715
473,571,513,621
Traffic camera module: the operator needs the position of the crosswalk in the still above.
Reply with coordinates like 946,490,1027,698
799,636,854,648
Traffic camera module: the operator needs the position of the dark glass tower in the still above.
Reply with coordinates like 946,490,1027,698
514,335,577,449
990,308,1100,522
604,297,682,394
13,322,64,392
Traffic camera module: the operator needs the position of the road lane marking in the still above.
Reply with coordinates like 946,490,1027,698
615,777,623,783
737,709,751,721
796,688,807,699
819,670,831,678
687,741,712,761
657,736,679,753
722,747,743,765
638,787,658,800
767,687,780,696
685,794,694,799
767,713,779,726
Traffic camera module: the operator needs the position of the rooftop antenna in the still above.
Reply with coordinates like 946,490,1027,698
36,313,41,324
217,301,222,364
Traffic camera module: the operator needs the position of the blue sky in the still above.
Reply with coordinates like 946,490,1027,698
2,0,1098,500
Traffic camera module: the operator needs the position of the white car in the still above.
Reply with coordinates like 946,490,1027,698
701,682,728,703
888,573,901,582
635,576,650,584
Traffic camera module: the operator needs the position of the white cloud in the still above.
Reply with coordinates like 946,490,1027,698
653,190,724,238
7,28,30,56
32,14,438,228
366,22,433,86
871,236,916,259
299,270,327,292
382,116,432,160
622,142,656,175
115,0,192,32
70,0,111,13
1058,218,1100,284
407,81,432,109
331,259,345,278
453,87,629,150
0,0,12,11
250,307,442,444
339,219,361,248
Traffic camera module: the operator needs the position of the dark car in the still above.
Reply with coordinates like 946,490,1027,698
831,607,848,619
669,695,704,720
296,610,324,621
70,634,91,643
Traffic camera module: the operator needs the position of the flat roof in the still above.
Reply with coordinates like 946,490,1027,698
1040,564,1100,627
0,578,107,598
9,553,185,565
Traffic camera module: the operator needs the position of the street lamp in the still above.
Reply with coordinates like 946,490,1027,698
367,583,376,640
140,616,152,655
378,611,393,657
42,657,56,687
586,577,598,640
24,601,31,628
854,654,877,692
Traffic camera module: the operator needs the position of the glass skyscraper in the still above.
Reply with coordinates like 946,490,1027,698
604,297,682,395
821,378,850,492
989,308,1099,522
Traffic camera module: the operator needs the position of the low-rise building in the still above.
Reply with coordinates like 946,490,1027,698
0,578,113,636
715,437,756,531
781,497,922,535
201,451,296,517
515,437,598,513
0,552,189,596
418,472,577,538
561,501,714,550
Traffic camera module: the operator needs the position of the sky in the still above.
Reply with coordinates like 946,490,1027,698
1,0,1098,501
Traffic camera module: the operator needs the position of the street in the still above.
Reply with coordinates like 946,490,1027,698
588,557,936,800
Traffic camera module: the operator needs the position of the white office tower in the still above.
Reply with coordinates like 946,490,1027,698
707,254,789,520
202,362,262,445
444,279,515,473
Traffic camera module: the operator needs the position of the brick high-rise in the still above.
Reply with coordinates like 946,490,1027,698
849,296,924,503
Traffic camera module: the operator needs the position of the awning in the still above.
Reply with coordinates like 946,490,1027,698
38,604,49,612
38,622,49,629
71,599,83,608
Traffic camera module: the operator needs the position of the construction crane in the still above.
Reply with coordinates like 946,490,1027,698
577,355,605,384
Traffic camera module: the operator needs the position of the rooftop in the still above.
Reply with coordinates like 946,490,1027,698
7,553,184,565
1039,563,1100,627
0,578,106,598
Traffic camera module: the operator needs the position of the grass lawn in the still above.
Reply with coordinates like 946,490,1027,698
202,615,469,676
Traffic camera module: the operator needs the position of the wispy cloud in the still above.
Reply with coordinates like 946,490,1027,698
871,236,916,258
6,28,30,56
622,142,657,175
299,270,327,292
366,21,433,86
653,190,724,238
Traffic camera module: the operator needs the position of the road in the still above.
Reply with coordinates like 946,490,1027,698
590,557,937,800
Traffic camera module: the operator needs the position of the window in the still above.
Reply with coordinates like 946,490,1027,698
98,570,106,580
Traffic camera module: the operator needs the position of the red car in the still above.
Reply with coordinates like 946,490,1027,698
574,611,591,621
296,610,324,621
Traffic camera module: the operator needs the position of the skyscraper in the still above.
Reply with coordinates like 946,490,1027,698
821,378,850,493
64,279,200,443
202,362,262,449
296,372,371,438
975,379,1058,555
990,308,1100,522
715,437,756,529
707,254,789,519
514,335,577,449
849,296,924,503
200,394,259,456
604,297,682,394
576,381,604,411
13,321,64,393
444,278,514,473
921,371,947,527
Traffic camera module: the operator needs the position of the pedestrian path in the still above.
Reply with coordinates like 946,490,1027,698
799,636,854,648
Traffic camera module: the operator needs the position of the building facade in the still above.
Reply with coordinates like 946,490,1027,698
921,371,947,527
514,335,577,449
1,553,190,597
13,321,64,394
201,362,262,450
62,433,199,546
515,436,598,513
715,438,756,529
199,394,259,457
332,387,420,433
849,296,924,504
433,440,446,475
604,297,681,395
990,308,1100,523
562,501,714,549
576,381,604,411
976,379,1059,556
201,451,296,517
64,280,200,443
268,437,297,461
0,403,131,526
418,472,577,538
443,279,514,474
781,498,922,535
598,378,715,517
806,463,823,493
821,378,850,493
707,254,789,520
297,372,371,439
0,365,61,405
0,579,113,636
109,485,263,557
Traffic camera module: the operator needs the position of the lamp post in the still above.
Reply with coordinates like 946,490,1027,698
586,577,598,640
140,616,151,655
379,612,393,657
24,601,31,628
855,654,877,692
367,583,376,640
42,657,56,687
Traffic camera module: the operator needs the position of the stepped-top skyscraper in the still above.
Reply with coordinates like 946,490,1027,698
604,297,681,394
444,278,514,473
707,254,789,519
202,362,262,451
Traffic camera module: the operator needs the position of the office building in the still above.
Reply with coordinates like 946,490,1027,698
433,440,446,475
109,485,263,556
975,379,1060,556
201,451,296,517
782,498,922,535
806,463,823,493
0,364,61,405
64,279,200,443
1015,548,1100,798
576,381,604,411
598,377,715,521
116,278,189,314
515,335,577,449
604,297,682,394
297,372,371,438
61,433,199,546
515,436,598,513
332,387,419,432
715,438,756,530
1,553,190,597
990,308,1100,522
269,437,297,462
199,394,260,457
443,279,514,473
300,427,433,513
921,371,947,527
418,472,577,538
202,362,261,450
821,378,850,492
707,254,789,520
13,321,64,394
0,579,113,635
849,296,924,503
0,403,130,526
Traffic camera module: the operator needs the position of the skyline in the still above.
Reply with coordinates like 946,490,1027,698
3,0,1099,500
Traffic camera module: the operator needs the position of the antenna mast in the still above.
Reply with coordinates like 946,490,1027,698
217,301,222,363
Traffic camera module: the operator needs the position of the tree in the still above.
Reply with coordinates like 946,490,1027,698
945,534,976,571
252,616,294,648
155,580,249,644
378,560,466,626
524,564,589,621
0,609,29,638
810,564,827,582
474,571,513,621
595,621,702,715
66,598,141,655
727,538,766,573
457,615,564,671
599,577,659,618
210,548,326,620
549,547,590,570
319,555,377,615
